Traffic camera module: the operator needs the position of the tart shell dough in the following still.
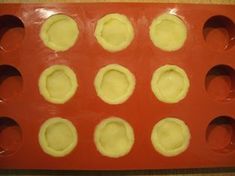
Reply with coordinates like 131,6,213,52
151,117,191,157
149,13,187,51
39,117,78,157
94,117,134,158
40,14,79,51
151,65,189,103
95,13,134,52
94,64,135,104
39,65,78,104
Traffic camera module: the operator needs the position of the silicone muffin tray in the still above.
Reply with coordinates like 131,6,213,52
0,3,235,170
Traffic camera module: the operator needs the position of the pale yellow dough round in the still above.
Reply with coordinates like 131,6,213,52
151,65,189,103
94,64,135,104
149,13,187,51
94,13,134,52
94,117,134,158
40,14,79,51
39,65,78,104
151,118,190,157
39,117,78,157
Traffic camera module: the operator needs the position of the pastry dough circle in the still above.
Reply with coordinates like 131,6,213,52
149,13,187,51
151,65,189,103
95,13,134,52
39,117,78,157
40,14,79,51
151,117,190,157
94,117,134,158
94,64,135,104
39,65,78,104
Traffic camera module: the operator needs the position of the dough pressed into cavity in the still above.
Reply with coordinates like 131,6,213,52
151,65,189,103
39,117,78,157
40,14,79,51
94,13,134,52
39,65,78,104
151,117,190,157
94,64,135,104
94,117,134,158
149,13,187,51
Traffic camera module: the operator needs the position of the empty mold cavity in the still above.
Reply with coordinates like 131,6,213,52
205,65,235,101
0,65,23,101
0,15,25,51
206,116,235,153
0,117,22,157
203,16,235,50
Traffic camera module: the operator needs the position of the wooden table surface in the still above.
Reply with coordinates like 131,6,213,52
0,0,235,4
1,168,235,175
0,0,235,175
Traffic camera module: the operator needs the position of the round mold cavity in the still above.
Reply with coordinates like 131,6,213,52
151,117,191,157
0,15,25,51
203,15,235,50
0,117,22,157
149,13,187,52
94,117,134,158
206,116,235,153
94,13,134,52
0,65,23,101
94,64,136,105
40,14,79,52
151,65,190,103
38,64,78,104
205,65,235,102
39,117,78,157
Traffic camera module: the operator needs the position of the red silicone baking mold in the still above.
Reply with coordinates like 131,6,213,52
0,3,235,170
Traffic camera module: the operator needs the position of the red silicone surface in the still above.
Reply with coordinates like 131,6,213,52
0,3,235,170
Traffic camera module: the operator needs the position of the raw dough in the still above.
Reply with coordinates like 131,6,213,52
151,117,190,157
94,64,135,104
39,117,78,157
94,13,134,52
151,65,189,103
149,13,187,51
39,65,78,104
40,14,79,51
94,117,134,158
